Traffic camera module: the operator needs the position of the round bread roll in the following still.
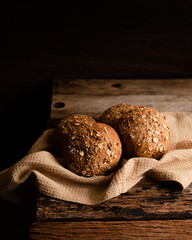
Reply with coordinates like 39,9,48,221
56,114,122,177
119,106,170,159
100,103,135,132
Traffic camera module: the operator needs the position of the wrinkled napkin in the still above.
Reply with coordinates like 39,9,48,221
0,112,192,205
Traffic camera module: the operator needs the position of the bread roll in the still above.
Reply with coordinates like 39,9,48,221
100,103,135,132
56,114,122,176
119,106,170,159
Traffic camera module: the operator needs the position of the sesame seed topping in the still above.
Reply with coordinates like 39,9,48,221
94,147,99,152
155,130,160,135
81,170,87,175
96,132,101,137
105,149,111,155
149,146,153,151
98,143,103,149
98,162,103,167
79,151,85,156
130,133,136,138
116,115,121,119
159,146,164,152
107,142,112,150
104,127,108,134
152,137,158,143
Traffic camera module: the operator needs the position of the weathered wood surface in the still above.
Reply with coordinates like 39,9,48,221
30,79,192,239
53,79,192,95
51,79,192,120
52,94,192,120
29,220,192,240
36,179,192,221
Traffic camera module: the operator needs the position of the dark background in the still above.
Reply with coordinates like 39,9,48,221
1,0,192,169
0,1,192,239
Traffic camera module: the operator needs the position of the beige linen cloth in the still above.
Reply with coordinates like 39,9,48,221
0,112,192,205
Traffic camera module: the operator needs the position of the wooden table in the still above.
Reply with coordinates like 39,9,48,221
29,79,192,239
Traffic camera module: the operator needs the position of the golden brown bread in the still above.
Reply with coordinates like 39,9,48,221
100,103,135,132
118,106,170,159
55,114,122,177
55,104,170,177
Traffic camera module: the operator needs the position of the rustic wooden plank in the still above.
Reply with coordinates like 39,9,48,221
53,79,192,95
36,178,192,221
51,94,192,119
29,219,192,240
51,79,192,120
32,78,192,240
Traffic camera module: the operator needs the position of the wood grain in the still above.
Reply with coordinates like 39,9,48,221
29,220,192,240
30,78,192,239
51,94,192,120
2,1,192,238
53,79,192,95
51,79,192,120
36,179,192,222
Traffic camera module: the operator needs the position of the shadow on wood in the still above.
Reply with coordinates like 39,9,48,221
0,177,37,240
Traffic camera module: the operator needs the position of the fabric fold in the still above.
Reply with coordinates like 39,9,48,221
0,112,192,205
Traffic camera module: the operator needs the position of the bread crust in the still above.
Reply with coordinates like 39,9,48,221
119,106,170,159
56,114,122,176
100,103,135,132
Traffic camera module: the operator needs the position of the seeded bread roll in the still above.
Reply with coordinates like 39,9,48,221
100,103,135,132
119,106,170,159
56,114,122,177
